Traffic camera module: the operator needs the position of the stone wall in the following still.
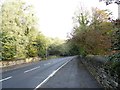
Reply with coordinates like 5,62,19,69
79,55,118,89
0,57,41,68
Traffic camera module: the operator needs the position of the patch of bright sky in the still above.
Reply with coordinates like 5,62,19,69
26,0,118,40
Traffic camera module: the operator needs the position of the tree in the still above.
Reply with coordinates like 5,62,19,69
47,38,66,56
68,7,113,56
35,33,48,58
1,0,39,60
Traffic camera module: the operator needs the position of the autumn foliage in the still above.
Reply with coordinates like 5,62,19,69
68,8,113,56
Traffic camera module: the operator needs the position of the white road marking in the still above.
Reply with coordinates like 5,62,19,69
34,59,72,90
0,76,12,82
24,66,40,73
44,63,51,66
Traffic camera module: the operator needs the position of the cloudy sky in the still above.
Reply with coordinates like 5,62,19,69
26,0,118,39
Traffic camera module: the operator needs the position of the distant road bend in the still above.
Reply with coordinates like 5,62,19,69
1,56,102,89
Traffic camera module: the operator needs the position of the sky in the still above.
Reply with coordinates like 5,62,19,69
26,0,118,40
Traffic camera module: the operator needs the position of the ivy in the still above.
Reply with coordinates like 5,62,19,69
107,19,120,77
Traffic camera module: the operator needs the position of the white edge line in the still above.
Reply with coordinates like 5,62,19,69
34,59,72,90
24,66,40,73
0,76,12,82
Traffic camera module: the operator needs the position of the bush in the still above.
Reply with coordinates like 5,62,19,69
107,52,120,76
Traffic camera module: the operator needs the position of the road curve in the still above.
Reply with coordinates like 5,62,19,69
41,57,102,88
1,56,102,89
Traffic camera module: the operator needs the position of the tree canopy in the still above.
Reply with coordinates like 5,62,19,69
1,0,47,60
67,7,113,56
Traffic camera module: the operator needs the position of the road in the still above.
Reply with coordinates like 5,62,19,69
1,56,102,89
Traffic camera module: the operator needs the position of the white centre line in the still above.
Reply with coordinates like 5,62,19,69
0,76,12,82
24,66,40,73
44,63,51,66
34,59,72,90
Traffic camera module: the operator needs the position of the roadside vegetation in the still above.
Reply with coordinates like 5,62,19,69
1,0,47,60
0,0,68,61
67,7,113,56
